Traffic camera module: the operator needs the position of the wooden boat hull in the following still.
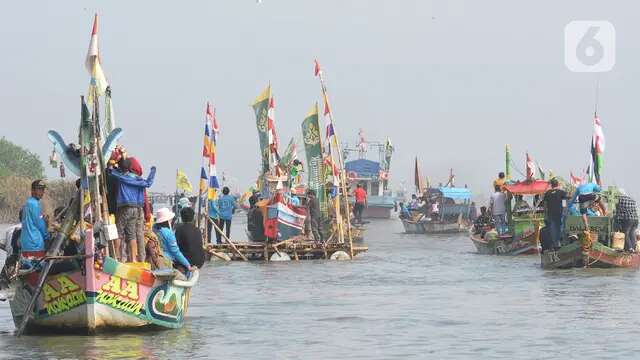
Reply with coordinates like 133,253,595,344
266,202,306,241
401,219,467,234
541,241,640,269
469,231,540,256
361,205,393,219
9,256,198,334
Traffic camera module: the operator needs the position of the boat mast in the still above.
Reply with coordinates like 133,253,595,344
316,61,353,256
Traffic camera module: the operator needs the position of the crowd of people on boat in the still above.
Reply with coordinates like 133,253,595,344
3,148,213,290
472,171,640,253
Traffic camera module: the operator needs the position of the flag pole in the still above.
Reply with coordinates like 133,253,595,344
316,60,353,258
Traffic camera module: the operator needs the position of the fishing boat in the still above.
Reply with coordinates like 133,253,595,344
540,209,640,269
343,131,395,219
540,111,640,269
3,15,199,335
470,180,545,255
208,66,367,261
401,187,472,234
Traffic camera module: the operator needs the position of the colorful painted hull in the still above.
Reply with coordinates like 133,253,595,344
267,202,306,241
9,255,198,334
469,230,540,256
541,241,640,269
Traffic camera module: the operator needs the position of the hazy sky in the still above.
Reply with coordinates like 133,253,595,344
1,1,638,201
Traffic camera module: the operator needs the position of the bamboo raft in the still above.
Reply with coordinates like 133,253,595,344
205,236,368,261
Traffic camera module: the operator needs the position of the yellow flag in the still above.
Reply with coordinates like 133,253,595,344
176,170,193,193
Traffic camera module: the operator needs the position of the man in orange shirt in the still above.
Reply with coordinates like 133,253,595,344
353,183,368,224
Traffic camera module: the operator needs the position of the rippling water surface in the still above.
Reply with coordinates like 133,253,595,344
0,219,639,359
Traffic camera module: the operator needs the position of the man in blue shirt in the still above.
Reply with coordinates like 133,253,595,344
110,159,156,262
20,180,49,257
570,182,602,229
215,186,237,243
207,198,220,244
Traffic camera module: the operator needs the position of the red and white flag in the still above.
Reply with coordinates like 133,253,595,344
314,59,321,77
85,14,108,95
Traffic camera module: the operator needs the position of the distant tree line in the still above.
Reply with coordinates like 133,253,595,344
0,138,73,223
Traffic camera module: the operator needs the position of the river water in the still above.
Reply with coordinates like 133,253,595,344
0,219,639,359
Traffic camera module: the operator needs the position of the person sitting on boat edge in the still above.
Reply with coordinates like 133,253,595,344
489,184,507,235
613,190,638,252
19,180,49,260
399,202,411,219
152,208,194,274
175,207,205,268
473,206,494,237
541,178,571,250
570,181,603,229
408,194,419,210
512,195,531,213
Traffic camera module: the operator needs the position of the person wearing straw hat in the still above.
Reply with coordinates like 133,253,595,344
152,207,194,273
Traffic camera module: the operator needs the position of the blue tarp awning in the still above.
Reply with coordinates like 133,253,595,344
345,159,380,178
438,187,472,200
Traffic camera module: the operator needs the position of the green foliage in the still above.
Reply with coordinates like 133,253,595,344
0,137,44,179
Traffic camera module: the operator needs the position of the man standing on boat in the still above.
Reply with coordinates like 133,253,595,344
489,184,507,234
353,183,368,224
19,180,49,258
110,159,156,262
493,172,506,190
215,186,237,243
614,190,638,252
306,189,322,242
541,178,570,250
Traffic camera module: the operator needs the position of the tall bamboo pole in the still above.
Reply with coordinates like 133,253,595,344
316,63,353,258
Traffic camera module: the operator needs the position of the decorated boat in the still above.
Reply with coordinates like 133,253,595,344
401,187,472,234
2,15,199,335
208,63,367,261
540,188,640,269
470,179,546,255
343,131,395,219
9,233,198,333
539,111,640,268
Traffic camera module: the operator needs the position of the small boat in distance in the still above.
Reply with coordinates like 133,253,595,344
401,187,472,234
343,131,395,219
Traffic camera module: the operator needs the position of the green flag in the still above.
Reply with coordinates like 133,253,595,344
301,103,326,216
252,85,271,173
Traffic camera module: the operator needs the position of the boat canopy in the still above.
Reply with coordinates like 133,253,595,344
345,159,380,178
505,180,550,195
437,187,472,200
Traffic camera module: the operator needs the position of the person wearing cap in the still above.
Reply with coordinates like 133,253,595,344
110,158,156,262
20,180,49,257
152,208,194,273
